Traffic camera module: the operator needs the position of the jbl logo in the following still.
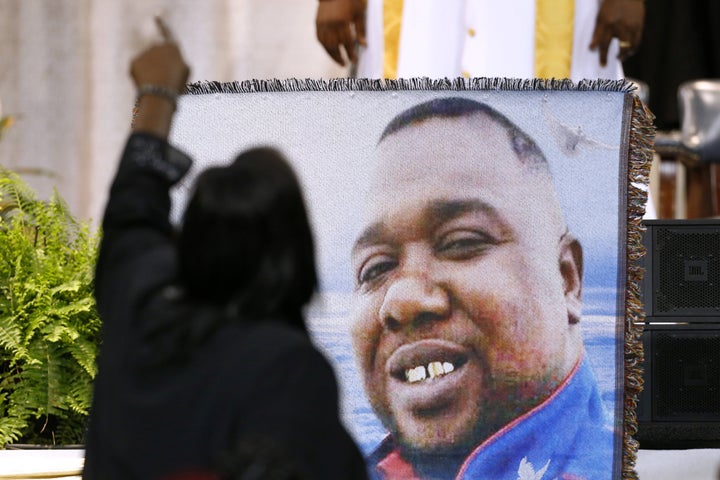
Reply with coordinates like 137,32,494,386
685,260,708,282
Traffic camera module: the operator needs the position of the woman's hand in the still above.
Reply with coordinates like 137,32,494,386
130,18,190,95
130,18,190,139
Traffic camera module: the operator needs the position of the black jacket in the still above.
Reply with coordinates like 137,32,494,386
83,134,367,480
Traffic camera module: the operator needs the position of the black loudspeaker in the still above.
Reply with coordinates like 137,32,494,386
637,220,720,448
644,219,720,317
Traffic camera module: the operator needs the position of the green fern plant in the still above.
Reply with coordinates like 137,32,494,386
0,166,100,447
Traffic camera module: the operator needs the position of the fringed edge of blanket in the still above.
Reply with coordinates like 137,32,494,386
185,77,634,94
623,96,655,480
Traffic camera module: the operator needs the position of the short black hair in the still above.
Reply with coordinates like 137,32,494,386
178,147,317,325
379,97,549,174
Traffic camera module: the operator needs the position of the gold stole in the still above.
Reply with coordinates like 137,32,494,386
382,0,404,79
534,0,574,78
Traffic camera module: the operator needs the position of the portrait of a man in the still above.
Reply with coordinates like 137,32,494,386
350,98,615,480
172,85,639,480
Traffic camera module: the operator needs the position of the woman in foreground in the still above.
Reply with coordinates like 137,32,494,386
83,21,367,480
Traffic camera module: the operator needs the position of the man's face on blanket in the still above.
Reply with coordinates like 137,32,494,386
351,113,584,455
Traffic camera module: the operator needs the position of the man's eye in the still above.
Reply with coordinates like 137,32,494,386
358,257,397,285
436,231,494,258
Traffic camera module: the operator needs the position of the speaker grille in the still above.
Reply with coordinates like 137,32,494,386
655,227,720,315
653,332,720,421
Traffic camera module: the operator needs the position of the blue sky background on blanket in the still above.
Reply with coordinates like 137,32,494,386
171,87,628,453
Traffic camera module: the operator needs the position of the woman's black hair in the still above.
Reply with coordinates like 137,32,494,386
178,147,317,328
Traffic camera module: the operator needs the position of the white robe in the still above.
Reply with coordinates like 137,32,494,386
357,0,624,81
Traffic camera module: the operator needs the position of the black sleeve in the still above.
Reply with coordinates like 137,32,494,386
235,344,369,480
94,133,192,326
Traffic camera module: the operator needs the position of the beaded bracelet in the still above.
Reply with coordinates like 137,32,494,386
137,84,179,108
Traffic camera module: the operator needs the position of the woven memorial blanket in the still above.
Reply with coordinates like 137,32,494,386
171,79,653,480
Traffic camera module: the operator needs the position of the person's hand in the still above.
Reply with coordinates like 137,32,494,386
130,17,190,138
316,0,366,66
589,0,645,66
130,17,190,95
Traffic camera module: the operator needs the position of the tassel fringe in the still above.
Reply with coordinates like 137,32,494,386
623,96,655,480
186,77,635,95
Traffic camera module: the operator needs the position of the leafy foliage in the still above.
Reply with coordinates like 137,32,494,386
0,167,100,446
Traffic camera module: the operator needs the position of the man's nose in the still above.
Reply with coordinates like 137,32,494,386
378,275,450,332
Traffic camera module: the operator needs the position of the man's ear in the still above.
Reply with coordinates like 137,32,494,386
559,233,583,325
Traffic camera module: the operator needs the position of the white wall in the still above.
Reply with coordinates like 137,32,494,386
0,0,347,223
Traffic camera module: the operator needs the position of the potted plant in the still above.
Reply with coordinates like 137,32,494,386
0,104,100,447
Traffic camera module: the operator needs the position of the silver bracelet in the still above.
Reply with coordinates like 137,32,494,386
136,84,178,108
